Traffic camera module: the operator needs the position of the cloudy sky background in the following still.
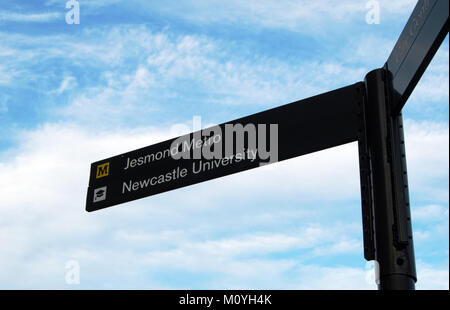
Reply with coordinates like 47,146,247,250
0,0,448,289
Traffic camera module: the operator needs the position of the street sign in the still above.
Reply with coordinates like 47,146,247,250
86,83,364,212
385,0,449,114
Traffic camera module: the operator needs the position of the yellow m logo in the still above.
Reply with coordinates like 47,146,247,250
96,162,110,178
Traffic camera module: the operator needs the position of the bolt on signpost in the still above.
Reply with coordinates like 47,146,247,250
85,1,449,290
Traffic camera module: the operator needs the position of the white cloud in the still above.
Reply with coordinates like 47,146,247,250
0,95,9,113
344,34,396,67
293,264,375,289
311,239,362,257
404,120,449,202
55,76,77,94
413,230,431,242
0,26,369,125
416,261,449,290
412,204,449,222
0,63,15,85
55,28,366,125
0,11,61,22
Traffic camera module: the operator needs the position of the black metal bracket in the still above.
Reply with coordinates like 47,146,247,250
382,66,413,248
357,84,376,261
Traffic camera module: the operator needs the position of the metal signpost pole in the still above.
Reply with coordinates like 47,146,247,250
363,69,416,290
358,0,448,290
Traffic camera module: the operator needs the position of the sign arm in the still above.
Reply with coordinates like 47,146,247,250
86,84,364,212
385,0,449,115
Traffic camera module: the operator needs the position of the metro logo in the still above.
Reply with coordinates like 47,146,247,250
96,162,110,178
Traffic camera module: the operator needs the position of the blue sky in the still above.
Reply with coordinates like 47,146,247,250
0,0,448,289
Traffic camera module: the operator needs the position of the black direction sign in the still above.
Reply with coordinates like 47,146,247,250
385,0,449,114
86,83,364,212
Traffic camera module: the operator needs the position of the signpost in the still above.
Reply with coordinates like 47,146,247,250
86,0,449,290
